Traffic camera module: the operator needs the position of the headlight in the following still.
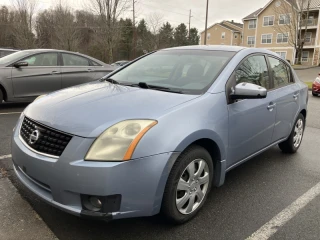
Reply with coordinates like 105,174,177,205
85,120,157,161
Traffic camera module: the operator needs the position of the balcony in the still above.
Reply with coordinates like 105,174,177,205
301,18,318,28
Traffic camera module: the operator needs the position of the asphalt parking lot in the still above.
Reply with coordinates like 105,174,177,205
1,92,320,240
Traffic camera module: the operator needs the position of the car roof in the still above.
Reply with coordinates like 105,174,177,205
17,49,108,65
0,48,19,51
161,45,246,52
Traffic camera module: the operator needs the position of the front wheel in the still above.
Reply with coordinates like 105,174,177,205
279,113,305,153
312,92,318,97
161,145,213,224
0,90,3,103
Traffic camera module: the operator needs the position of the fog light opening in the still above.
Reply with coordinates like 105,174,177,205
89,196,102,209
82,195,103,212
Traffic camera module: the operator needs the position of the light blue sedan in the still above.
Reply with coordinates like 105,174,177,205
12,46,308,223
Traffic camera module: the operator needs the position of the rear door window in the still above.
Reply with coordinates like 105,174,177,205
62,53,90,66
268,56,291,89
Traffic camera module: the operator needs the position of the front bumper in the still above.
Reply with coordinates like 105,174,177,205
12,117,178,220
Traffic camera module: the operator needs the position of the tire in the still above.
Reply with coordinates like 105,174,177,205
279,113,305,153
0,90,3,103
312,92,318,97
161,145,213,224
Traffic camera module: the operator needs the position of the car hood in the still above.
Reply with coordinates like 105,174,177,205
24,81,199,137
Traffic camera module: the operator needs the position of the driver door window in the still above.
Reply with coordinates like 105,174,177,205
235,55,270,89
23,53,58,66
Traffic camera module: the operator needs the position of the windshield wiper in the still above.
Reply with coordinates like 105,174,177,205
134,82,183,94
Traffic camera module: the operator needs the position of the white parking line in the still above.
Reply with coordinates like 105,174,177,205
0,154,12,160
247,181,320,240
0,112,21,115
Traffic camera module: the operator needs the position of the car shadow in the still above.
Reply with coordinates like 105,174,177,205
0,102,29,113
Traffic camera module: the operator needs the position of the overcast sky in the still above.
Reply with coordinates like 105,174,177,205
1,0,269,31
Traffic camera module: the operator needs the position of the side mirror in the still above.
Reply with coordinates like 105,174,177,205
230,82,267,100
13,61,28,68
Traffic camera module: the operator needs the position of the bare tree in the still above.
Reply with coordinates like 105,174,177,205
147,12,163,49
88,0,130,63
11,0,37,48
273,0,312,64
53,5,80,51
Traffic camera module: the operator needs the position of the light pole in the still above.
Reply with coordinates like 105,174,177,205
204,0,209,45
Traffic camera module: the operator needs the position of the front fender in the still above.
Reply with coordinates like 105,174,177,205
174,129,226,160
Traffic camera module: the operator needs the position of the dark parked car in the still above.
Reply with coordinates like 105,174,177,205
0,48,18,58
0,49,115,103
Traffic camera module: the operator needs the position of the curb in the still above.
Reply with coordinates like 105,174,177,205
293,66,318,70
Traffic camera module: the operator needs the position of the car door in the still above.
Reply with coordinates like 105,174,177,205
227,55,277,168
11,52,61,98
61,53,97,88
267,56,300,142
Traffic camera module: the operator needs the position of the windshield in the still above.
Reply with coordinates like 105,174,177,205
109,50,235,94
0,51,31,65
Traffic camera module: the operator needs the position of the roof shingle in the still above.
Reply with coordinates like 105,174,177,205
220,22,241,32
302,0,320,9
226,21,243,28
243,8,263,20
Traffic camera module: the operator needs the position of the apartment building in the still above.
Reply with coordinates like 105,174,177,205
242,0,320,65
201,0,320,65
200,20,243,46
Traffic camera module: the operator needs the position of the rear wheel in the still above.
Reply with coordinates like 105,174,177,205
161,145,213,224
279,113,305,153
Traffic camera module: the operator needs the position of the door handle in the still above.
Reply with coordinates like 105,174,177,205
87,69,95,72
267,103,276,110
51,71,60,75
293,93,299,100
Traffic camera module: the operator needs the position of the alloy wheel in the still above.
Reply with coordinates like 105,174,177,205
175,159,210,215
293,119,304,148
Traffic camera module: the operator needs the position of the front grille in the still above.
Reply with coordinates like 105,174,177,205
20,117,72,157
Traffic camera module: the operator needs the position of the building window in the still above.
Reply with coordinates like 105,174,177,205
307,15,315,25
277,33,288,43
302,51,309,62
262,34,272,44
221,32,225,39
248,19,257,29
235,34,238,39
279,14,290,24
305,32,312,42
263,16,274,26
275,51,287,59
247,36,255,45
207,33,211,40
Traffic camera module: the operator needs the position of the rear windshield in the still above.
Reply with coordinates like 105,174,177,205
109,50,235,94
